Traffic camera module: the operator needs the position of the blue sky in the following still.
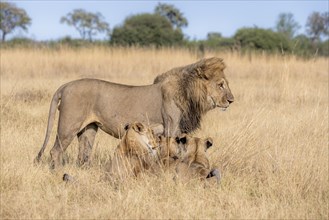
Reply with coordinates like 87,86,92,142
8,1,329,41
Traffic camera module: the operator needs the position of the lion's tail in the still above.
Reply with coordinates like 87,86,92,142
34,85,64,164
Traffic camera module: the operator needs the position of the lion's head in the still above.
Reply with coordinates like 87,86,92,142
200,59,234,111
108,122,158,179
120,122,158,158
175,134,213,181
154,57,234,133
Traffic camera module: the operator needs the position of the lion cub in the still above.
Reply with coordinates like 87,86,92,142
175,134,220,184
105,122,158,181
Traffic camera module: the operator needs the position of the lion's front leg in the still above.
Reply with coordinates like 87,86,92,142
149,123,164,136
161,101,182,137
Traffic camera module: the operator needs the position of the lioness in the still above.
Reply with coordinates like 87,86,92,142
35,57,234,168
105,122,158,181
175,134,220,183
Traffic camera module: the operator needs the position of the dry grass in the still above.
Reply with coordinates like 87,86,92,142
0,47,328,219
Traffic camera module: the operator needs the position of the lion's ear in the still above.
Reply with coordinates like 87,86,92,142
124,123,130,131
158,135,164,141
133,122,145,133
179,136,187,144
177,133,188,144
205,137,213,150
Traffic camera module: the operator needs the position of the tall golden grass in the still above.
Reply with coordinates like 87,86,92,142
1,47,328,219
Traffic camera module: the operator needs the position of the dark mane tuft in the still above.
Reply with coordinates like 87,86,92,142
154,57,226,133
177,74,208,133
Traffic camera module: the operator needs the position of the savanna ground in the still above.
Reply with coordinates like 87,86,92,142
0,47,328,219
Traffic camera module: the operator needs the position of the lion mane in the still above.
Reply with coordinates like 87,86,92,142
154,57,226,133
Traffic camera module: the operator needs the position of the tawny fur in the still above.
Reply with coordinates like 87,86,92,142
155,135,182,172
175,134,215,183
35,57,234,169
105,122,158,181
154,57,234,133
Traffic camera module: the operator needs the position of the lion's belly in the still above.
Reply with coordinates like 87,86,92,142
97,109,163,138
80,80,164,137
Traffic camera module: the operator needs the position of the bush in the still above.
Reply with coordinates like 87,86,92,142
0,37,36,48
291,34,314,57
110,13,184,47
234,27,291,53
317,39,329,56
57,36,94,48
292,35,329,57
203,37,235,51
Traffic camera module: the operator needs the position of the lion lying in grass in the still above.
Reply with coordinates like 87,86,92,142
174,134,221,184
105,122,159,181
64,125,220,185
105,130,220,184
105,127,185,181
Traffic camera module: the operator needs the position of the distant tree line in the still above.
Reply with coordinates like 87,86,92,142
1,1,328,57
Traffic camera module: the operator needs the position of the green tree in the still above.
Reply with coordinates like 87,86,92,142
111,13,184,47
203,32,234,51
154,3,188,29
324,12,329,36
0,2,31,42
306,12,329,42
275,12,300,39
292,34,314,57
207,32,222,40
60,9,110,41
318,39,329,56
234,27,291,53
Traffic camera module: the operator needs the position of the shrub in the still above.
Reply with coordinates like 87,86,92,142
110,13,184,47
234,27,291,53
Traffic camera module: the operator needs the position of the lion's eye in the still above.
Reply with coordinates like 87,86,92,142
217,83,224,89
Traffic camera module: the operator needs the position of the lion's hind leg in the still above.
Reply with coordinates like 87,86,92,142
50,133,77,169
49,135,64,169
50,121,82,169
77,123,98,167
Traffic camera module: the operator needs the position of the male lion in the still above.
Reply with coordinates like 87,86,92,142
35,57,234,168
105,122,158,181
175,134,220,184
